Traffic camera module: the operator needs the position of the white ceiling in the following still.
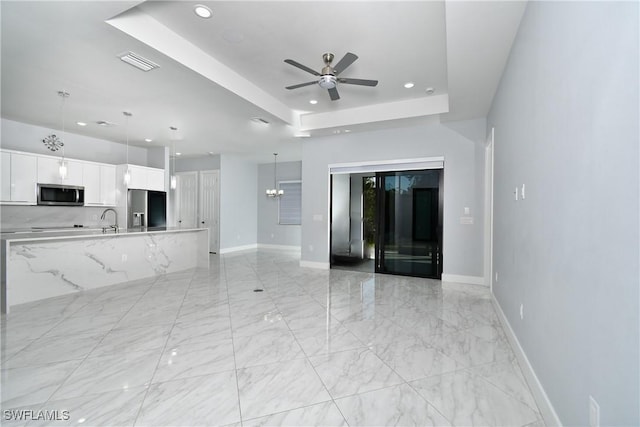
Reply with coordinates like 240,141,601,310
0,1,526,163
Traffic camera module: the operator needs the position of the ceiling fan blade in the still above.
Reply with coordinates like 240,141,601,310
328,87,340,101
285,81,318,90
338,78,378,87
284,59,320,76
333,52,358,75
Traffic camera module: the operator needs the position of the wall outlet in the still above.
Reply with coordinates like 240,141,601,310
514,187,519,201
495,272,498,282
519,303,524,320
589,396,600,427
121,254,128,262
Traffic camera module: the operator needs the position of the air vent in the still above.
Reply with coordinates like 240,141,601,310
118,51,159,72
251,117,269,125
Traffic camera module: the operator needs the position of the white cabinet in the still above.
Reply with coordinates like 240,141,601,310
8,153,37,204
38,157,82,186
147,168,165,192
83,163,100,204
120,164,165,191
84,163,116,206
1,151,10,201
100,165,116,205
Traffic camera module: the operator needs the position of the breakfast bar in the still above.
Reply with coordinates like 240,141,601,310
1,227,209,313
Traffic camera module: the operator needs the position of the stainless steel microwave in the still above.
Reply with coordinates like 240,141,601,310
37,184,85,206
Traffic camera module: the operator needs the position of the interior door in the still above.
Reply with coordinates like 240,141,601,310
176,172,198,228
198,170,219,253
375,169,443,278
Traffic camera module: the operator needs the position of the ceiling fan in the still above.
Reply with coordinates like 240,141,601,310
284,52,378,101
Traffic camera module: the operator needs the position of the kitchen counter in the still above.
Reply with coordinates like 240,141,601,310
1,227,209,312
0,227,204,242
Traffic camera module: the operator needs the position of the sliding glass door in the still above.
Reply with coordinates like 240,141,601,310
375,169,443,279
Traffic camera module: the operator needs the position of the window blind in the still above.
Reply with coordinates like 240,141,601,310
278,181,302,225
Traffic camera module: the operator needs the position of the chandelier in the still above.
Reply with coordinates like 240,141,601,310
266,153,284,198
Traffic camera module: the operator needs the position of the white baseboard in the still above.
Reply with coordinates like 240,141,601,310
491,295,562,427
257,244,301,251
441,273,486,286
219,244,258,254
299,260,330,270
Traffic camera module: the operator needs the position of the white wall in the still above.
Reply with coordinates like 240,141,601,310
1,118,147,165
219,154,257,252
301,118,486,278
488,2,639,425
256,160,301,248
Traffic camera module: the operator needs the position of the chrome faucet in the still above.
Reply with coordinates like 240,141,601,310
100,208,119,233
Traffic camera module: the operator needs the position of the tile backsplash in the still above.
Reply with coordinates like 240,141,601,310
0,205,118,230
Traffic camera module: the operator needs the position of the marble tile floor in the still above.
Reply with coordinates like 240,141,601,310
1,249,545,426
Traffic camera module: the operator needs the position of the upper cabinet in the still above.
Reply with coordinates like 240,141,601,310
37,157,83,186
0,150,164,206
1,151,37,204
83,163,116,206
119,164,165,192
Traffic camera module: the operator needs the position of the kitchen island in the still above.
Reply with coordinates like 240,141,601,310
1,227,209,313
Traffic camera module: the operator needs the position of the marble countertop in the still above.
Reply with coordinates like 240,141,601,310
1,227,207,243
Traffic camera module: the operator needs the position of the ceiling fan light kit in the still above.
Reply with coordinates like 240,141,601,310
284,52,378,101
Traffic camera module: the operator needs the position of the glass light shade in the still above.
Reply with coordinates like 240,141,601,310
170,175,177,190
58,162,67,179
123,168,131,186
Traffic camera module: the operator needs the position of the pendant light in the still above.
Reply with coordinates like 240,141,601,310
58,90,70,180
123,111,132,185
266,153,284,198
170,126,177,190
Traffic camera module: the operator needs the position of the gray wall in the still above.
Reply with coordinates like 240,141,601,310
257,160,301,248
301,118,486,277
220,154,257,251
175,155,220,172
1,118,148,165
488,2,639,425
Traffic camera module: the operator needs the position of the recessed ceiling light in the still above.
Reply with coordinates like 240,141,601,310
76,121,87,127
144,138,152,143
96,120,115,127
309,99,318,105
404,82,415,89
344,129,351,133
194,4,212,19
175,152,182,156
425,87,435,95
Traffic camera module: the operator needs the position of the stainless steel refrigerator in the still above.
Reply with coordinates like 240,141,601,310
127,189,167,229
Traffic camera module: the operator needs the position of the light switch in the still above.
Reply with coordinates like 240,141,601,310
521,184,526,199
464,207,470,215
514,187,519,201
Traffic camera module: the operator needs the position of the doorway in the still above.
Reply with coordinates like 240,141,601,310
329,167,443,279
375,169,442,278
174,170,220,253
